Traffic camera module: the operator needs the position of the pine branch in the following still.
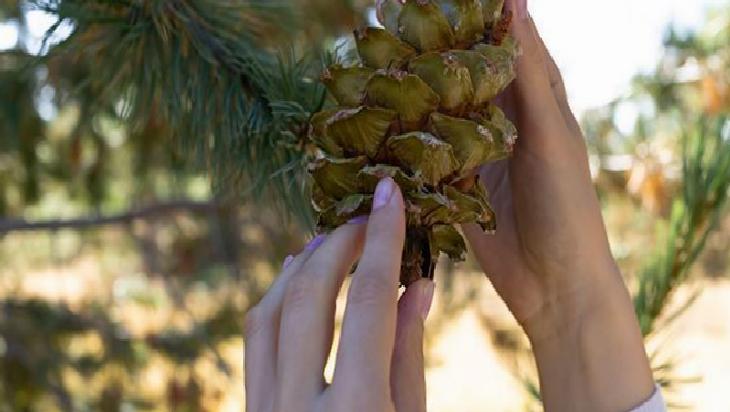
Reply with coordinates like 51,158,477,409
0,199,219,233
634,116,730,336
30,0,341,229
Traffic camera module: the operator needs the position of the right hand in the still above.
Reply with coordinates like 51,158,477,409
463,0,656,410
463,0,616,341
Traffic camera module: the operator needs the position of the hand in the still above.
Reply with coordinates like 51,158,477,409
463,0,655,410
245,178,434,412
464,0,616,342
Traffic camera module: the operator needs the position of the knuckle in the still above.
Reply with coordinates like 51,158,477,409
281,272,326,312
347,270,394,308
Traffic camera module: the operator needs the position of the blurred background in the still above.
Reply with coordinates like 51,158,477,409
0,0,728,411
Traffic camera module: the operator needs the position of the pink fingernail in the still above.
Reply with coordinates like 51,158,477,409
372,178,395,211
282,254,294,269
420,282,435,322
304,234,326,252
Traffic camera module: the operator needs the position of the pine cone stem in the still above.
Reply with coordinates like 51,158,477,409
400,228,435,285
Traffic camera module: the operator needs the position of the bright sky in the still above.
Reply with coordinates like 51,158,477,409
531,0,725,116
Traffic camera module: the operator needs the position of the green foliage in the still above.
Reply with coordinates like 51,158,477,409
0,48,200,214
0,2,363,408
580,7,730,336
28,0,325,225
0,0,362,227
0,52,43,212
634,116,730,336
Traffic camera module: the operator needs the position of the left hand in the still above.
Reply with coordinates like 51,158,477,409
245,178,434,412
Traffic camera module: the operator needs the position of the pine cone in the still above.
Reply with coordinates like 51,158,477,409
308,0,518,285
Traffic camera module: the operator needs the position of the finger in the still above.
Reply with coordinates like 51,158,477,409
528,18,583,137
334,177,406,392
391,279,433,412
527,19,568,106
522,16,592,168
254,235,326,313
244,235,326,412
274,220,368,409
505,0,564,130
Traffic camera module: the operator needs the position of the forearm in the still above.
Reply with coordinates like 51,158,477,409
524,264,655,412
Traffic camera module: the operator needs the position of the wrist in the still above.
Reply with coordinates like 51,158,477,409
519,258,620,344
522,263,655,411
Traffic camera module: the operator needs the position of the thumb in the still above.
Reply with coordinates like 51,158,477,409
390,279,434,412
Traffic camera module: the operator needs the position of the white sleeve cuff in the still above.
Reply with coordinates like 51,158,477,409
629,385,666,412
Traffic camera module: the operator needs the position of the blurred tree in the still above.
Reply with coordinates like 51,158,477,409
0,0,364,410
581,6,730,336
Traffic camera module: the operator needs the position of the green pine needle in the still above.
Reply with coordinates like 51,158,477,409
30,0,331,229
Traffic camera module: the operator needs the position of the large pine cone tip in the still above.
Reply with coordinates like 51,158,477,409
307,0,518,286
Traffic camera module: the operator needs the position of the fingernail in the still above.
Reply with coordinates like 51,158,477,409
420,282,435,322
304,234,326,252
347,215,369,225
282,254,294,269
372,178,395,212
